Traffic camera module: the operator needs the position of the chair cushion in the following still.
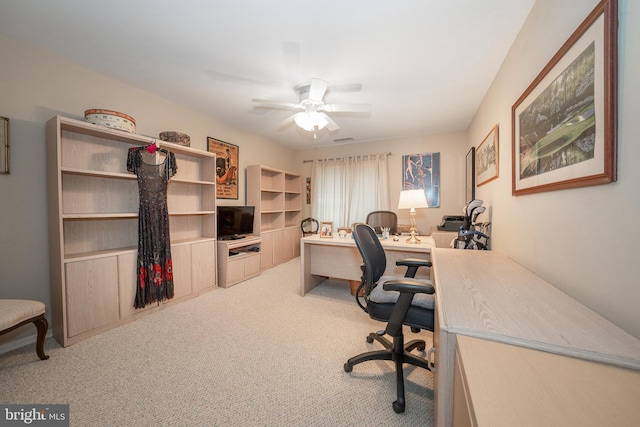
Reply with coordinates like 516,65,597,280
0,299,46,331
369,276,435,310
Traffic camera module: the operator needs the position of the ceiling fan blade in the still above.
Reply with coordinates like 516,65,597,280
330,83,363,92
320,113,340,132
252,98,300,110
323,103,372,113
308,78,329,101
277,113,298,129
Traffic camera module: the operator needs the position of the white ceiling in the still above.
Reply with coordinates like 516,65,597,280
0,0,535,149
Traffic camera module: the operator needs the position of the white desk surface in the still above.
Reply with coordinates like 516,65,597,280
456,335,640,427
432,248,640,370
301,233,435,251
432,249,640,427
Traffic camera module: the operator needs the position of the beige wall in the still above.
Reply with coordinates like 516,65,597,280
293,133,467,234
2,0,639,351
468,0,640,338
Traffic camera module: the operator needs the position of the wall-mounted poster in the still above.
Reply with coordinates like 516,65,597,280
402,153,440,208
207,137,239,199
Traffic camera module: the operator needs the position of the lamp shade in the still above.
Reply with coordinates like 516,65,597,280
397,189,429,210
294,111,328,131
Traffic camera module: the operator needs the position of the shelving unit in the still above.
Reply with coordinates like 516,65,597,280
246,165,302,270
46,115,217,347
217,235,262,288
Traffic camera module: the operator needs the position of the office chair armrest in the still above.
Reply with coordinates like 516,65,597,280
396,258,432,278
380,279,435,337
383,279,435,295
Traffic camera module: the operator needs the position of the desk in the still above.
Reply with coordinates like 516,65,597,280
432,249,640,427
454,335,640,426
300,234,435,296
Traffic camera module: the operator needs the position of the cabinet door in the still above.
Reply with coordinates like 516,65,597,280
226,258,245,285
260,231,274,269
245,253,261,277
170,244,192,300
272,229,286,265
284,227,301,259
65,257,119,337
118,252,155,319
191,240,216,293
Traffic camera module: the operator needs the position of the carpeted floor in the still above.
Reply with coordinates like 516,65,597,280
0,258,434,426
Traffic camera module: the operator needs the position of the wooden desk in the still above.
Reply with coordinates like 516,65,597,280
432,249,640,427
300,234,435,296
454,335,640,427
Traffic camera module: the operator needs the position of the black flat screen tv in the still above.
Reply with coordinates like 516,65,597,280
217,206,255,240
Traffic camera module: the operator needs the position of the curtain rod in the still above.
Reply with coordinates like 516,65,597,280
302,152,392,163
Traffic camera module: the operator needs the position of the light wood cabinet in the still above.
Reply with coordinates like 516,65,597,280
246,165,302,270
431,249,640,427
46,115,217,347
453,335,640,427
217,236,262,288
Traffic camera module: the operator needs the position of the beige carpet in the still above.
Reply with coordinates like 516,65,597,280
0,258,434,426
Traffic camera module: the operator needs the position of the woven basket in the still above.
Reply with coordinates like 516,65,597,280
159,131,190,146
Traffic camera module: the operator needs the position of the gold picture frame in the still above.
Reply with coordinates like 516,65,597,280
476,125,499,187
320,221,334,238
512,0,617,195
1,117,9,174
207,137,239,199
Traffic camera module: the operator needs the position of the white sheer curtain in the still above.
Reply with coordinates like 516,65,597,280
311,154,390,228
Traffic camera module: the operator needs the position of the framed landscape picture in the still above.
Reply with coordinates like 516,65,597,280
476,125,499,187
511,0,617,196
207,137,239,199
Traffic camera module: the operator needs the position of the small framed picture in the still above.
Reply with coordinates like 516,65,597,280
1,116,9,174
320,221,334,238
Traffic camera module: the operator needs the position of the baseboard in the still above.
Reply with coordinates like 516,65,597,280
0,330,53,355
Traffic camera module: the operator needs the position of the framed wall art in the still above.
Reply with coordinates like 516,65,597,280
207,137,239,199
465,147,475,202
512,0,617,196
320,221,333,238
402,152,440,208
1,116,9,174
476,125,499,187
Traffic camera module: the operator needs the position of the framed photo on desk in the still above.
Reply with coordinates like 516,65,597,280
320,221,333,238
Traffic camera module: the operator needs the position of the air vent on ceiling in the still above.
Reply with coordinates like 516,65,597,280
333,137,354,143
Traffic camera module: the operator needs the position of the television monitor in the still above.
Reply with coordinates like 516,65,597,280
217,206,255,240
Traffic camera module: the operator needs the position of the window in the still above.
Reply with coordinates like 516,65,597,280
311,154,390,228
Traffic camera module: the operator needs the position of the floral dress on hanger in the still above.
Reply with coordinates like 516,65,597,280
127,146,178,308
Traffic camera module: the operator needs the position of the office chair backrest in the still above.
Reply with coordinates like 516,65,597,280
366,210,398,235
352,223,387,297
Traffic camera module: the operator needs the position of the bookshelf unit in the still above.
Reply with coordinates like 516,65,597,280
246,165,302,270
46,115,217,346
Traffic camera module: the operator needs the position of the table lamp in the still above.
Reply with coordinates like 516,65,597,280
397,189,429,243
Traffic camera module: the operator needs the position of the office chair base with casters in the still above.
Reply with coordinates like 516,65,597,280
344,330,431,414
345,223,435,414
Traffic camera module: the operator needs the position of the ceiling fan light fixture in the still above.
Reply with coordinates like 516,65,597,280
294,111,328,132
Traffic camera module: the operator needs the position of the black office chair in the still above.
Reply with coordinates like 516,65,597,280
344,223,435,414
366,210,398,235
300,217,320,236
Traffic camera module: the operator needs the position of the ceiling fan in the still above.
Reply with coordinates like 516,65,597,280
252,78,372,138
